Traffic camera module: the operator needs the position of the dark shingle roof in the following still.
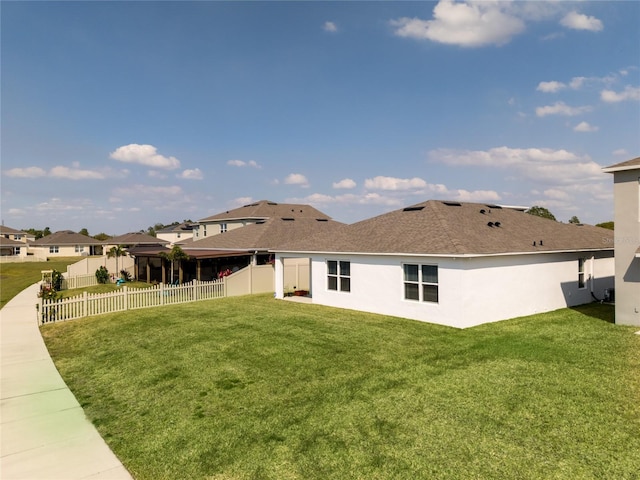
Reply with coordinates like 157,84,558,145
603,157,640,172
182,217,344,251
276,200,614,256
32,230,103,246
198,200,332,222
108,232,169,246
0,225,28,235
157,223,194,233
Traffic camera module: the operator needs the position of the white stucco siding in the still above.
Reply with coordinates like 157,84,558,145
276,251,614,329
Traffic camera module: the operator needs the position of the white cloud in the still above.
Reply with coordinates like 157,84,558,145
3,166,47,178
332,178,356,189
110,144,181,170
230,196,253,207
284,173,309,187
364,176,427,191
612,149,629,156
390,0,525,47
453,189,501,202
569,76,586,89
573,121,598,133
535,101,592,117
560,11,603,32
227,159,261,168
50,165,105,180
600,86,640,103
323,21,337,32
429,146,603,183
112,184,183,197
537,81,565,93
544,188,570,200
178,168,204,180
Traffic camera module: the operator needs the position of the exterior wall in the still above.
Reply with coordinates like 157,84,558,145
193,220,250,240
157,231,193,245
612,169,640,325
275,251,614,329
31,245,94,257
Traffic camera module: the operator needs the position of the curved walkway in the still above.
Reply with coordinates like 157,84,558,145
1,283,133,479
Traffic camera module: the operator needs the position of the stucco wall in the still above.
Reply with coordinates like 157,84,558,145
276,251,614,329
612,169,640,326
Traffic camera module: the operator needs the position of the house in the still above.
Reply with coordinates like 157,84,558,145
0,226,34,257
273,200,615,329
30,230,104,257
603,157,640,326
129,200,342,285
156,222,195,246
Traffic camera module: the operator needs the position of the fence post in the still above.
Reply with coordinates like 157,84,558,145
37,297,43,325
124,285,128,311
160,283,164,305
83,291,87,318
193,280,197,301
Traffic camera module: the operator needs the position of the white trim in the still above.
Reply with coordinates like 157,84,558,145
271,248,613,258
602,164,640,173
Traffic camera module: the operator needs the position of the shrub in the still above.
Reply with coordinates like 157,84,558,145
120,270,132,281
96,266,109,284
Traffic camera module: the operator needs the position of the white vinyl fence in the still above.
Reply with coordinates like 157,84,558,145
61,273,101,290
39,279,225,325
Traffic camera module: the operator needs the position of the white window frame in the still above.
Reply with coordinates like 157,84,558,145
578,258,586,289
75,245,84,253
327,260,350,292
49,246,59,254
220,223,228,233
403,263,439,303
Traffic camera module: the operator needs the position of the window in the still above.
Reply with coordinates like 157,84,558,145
404,264,438,303
14,247,21,255
49,246,59,254
15,235,22,241
578,258,586,289
75,245,84,253
327,260,350,292
220,223,227,233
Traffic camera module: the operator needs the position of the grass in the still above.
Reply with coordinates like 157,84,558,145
0,258,78,308
58,281,153,299
40,296,640,480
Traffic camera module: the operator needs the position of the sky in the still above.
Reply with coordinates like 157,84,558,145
1,1,639,235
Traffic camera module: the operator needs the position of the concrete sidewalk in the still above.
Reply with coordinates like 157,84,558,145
1,283,133,479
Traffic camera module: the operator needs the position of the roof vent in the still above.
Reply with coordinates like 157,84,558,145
533,241,536,246
540,240,543,246
256,220,266,224
282,217,295,221
316,218,328,222
267,202,278,205
486,204,502,209
442,201,462,207
494,221,501,227
403,206,425,212
487,222,494,227
480,209,486,214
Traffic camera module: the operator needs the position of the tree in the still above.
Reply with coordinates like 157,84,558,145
526,206,557,221
568,216,581,224
107,245,126,280
43,227,51,237
93,232,112,241
79,228,90,236
159,245,189,284
596,221,614,230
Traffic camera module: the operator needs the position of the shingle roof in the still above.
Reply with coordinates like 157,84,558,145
182,217,344,251
198,200,332,222
32,230,103,246
275,200,614,256
603,156,640,172
0,237,25,247
0,225,28,235
108,232,169,246
157,223,195,233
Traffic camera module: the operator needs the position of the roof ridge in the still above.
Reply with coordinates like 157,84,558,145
429,201,465,254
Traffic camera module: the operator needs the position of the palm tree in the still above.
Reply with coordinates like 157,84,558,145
159,245,189,284
107,245,126,280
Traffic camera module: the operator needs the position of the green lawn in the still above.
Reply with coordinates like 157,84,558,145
0,258,78,308
40,296,640,480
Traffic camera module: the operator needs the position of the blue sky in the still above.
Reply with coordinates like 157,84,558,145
2,1,639,235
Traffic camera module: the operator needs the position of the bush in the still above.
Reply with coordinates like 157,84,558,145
96,266,109,284
120,270,132,281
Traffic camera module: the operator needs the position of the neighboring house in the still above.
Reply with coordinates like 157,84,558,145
192,200,332,240
273,200,615,329
603,157,640,326
104,232,169,251
156,223,195,246
31,230,104,257
0,226,34,257
130,201,342,284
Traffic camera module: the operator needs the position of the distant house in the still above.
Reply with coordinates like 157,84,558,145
130,200,342,284
156,223,195,246
273,200,615,329
603,157,640,326
31,230,103,257
0,226,34,257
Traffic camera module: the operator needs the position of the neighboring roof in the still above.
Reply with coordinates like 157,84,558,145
602,157,640,173
32,230,103,246
275,200,614,257
157,223,195,234
0,225,29,236
127,245,249,260
0,237,26,247
198,200,332,223
107,232,169,246
181,217,345,251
